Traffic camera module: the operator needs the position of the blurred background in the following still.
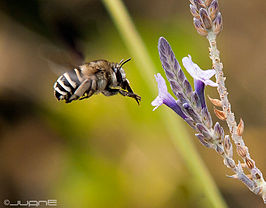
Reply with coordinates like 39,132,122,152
0,0,265,207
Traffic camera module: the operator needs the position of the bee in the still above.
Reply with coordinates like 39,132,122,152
53,58,141,104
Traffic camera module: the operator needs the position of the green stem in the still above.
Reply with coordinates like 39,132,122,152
102,0,227,207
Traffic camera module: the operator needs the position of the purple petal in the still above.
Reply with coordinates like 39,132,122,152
167,99,188,120
151,73,187,120
194,79,206,108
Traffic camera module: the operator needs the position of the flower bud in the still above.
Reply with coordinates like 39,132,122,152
170,80,181,93
165,69,175,80
195,133,211,148
190,4,200,18
196,123,212,139
202,107,212,129
193,0,205,10
205,0,213,7
199,8,212,29
251,168,263,180
214,122,224,140
185,118,196,129
183,103,201,123
245,158,255,169
224,135,233,158
177,69,185,82
224,157,236,168
224,135,231,151
193,17,208,36
176,92,187,103
216,145,224,155
191,92,201,110
236,145,247,158
184,79,193,97
208,0,219,21
213,12,223,35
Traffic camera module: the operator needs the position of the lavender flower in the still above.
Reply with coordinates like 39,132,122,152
151,73,187,120
155,37,217,113
182,55,217,108
153,37,218,133
182,55,217,87
153,37,224,154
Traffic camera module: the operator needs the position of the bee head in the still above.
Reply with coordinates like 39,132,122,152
114,58,131,83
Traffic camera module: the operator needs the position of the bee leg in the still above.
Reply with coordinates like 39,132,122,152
123,79,133,92
102,88,119,96
79,80,97,100
69,79,92,102
118,89,141,105
78,79,97,100
87,79,97,96
78,93,89,100
121,80,141,104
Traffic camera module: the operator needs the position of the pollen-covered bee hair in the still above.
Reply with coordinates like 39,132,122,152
53,58,141,104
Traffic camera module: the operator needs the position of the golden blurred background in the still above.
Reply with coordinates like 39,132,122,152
0,0,265,207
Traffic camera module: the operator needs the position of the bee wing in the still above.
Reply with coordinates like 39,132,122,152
39,43,84,75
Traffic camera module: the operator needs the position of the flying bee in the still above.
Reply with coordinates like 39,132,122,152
53,58,141,104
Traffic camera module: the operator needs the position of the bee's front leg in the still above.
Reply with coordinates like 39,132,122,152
121,80,141,104
118,89,141,105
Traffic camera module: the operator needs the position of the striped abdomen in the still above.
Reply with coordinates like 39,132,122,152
54,68,84,103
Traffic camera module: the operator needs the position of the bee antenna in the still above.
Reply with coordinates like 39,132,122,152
120,58,131,67
118,59,124,65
